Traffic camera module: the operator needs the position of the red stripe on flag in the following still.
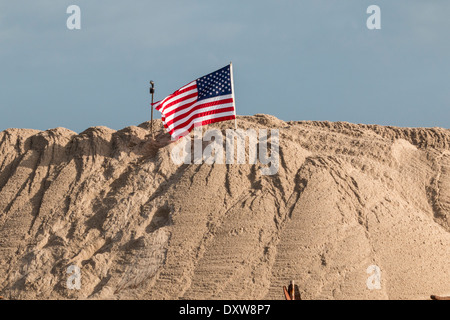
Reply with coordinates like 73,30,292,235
152,82,197,110
160,92,198,113
165,98,234,127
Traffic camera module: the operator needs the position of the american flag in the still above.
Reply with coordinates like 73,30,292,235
152,64,236,139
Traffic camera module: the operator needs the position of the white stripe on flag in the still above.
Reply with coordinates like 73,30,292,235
154,81,196,111
162,95,197,115
160,85,197,113
164,94,233,124
166,102,235,131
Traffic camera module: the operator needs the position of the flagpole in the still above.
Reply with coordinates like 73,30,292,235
230,62,237,130
150,80,155,138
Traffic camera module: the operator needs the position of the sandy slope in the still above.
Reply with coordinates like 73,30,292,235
0,114,449,300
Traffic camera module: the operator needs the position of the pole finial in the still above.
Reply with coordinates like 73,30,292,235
150,80,155,94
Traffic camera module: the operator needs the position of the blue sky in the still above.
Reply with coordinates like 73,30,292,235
1,0,449,132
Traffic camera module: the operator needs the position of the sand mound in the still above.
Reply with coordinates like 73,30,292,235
0,115,449,300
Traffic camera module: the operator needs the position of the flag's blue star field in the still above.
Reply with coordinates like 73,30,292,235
196,65,232,101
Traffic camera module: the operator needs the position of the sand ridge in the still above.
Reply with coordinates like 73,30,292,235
0,114,449,299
